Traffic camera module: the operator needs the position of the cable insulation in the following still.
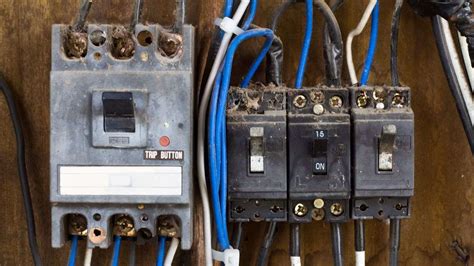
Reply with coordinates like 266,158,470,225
111,236,121,266
164,238,180,266
360,1,380,86
256,222,278,266
389,219,401,266
295,0,314,89
157,237,166,266
84,248,93,266
391,0,404,86
68,235,79,266
331,223,343,266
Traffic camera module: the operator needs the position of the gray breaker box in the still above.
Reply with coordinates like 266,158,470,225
50,24,194,249
350,87,414,220
226,86,288,222
287,87,351,223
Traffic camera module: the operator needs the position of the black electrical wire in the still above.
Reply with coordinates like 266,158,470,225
231,222,243,249
256,222,278,266
389,219,401,266
130,0,144,31
432,15,474,154
290,224,300,257
0,74,42,266
331,223,343,266
129,239,137,266
270,0,343,86
391,0,404,86
73,0,92,32
175,0,186,31
265,34,284,86
323,0,344,86
355,220,365,253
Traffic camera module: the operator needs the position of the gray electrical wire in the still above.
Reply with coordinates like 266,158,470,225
128,240,136,266
73,0,92,32
257,222,278,266
175,0,186,31
391,0,404,86
130,0,144,31
331,223,343,266
389,219,401,266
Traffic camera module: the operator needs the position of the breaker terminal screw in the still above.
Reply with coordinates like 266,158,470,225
114,215,135,235
330,96,343,108
373,87,387,102
313,198,325,209
330,203,344,216
68,214,87,235
293,95,307,108
294,203,308,217
357,94,369,108
312,208,325,221
310,91,325,103
392,93,406,108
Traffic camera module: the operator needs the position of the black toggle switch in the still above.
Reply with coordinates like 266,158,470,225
102,92,136,133
313,130,328,175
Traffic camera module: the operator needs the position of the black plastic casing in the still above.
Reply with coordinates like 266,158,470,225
226,86,288,222
287,87,351,223
350,87,415,220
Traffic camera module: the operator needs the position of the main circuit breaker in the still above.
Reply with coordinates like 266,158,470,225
226,86,288,222
350,87,414,220
50,23,195,249
287,88,351,223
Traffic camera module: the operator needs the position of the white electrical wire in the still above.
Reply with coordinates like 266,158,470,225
197,1,250,265
84,248,93,266
441,19,474,124
355,251,365,266
164,238,180,266
346,0,378,85
457,31,474,93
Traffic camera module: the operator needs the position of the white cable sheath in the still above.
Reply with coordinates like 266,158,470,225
355,251,365,266
197,1,250,265
84,248,93,266
290,256,301,266
442,19,474,122
457,31,474,93
346,0,378,85
164,238,180,266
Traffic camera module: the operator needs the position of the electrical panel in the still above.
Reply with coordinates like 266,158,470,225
287,87,351,223
50,23,195,249
226,86,287,222
350,86,415,220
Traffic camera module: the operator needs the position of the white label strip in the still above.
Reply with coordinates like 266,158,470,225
60,166,182,196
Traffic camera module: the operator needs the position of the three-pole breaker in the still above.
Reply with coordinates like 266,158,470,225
226,86,288,222
287,87,351,223
350,87,415,220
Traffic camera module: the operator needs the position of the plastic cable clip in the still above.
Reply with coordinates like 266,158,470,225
214,17,244,36
212,248,240,266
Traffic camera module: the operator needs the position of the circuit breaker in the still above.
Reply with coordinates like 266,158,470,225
50,23,195,249
287,87,351,223
226,86,288,222
350,86,414,219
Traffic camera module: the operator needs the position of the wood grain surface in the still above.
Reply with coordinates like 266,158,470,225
0,0,472,265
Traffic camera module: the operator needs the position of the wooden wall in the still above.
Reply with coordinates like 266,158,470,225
0,0,472,265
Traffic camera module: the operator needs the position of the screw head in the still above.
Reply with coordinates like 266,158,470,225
311,208,325,221
137,204,145,210
330,203,344,216
373,87,387,102
357,94,369,108
330,95,343,108
294,203,308,217
392,93,405,108
313,198,325,209
293,95,307,108
313,104,325,115
310,91,325,103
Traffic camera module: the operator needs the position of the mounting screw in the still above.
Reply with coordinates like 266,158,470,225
294,203,308,217
357,94,369,108
293,95,307,108
330,203,344,216
311,208,325,221
313,104,325,115
310,91,325,103
392,93,405,108
330,95,343,108
313,198,325,209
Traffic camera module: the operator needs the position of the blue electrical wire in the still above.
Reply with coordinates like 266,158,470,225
242,0,258,30
360,0,380,86
67,235,79,266
208,29,274,250
156,236,166,266
295,0,314,89
111,236,121,266
224,0,233,17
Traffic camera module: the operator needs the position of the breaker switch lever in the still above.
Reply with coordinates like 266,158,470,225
313,130,328,175
249,127,265,173
102,92,136,133
378,125,397,171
